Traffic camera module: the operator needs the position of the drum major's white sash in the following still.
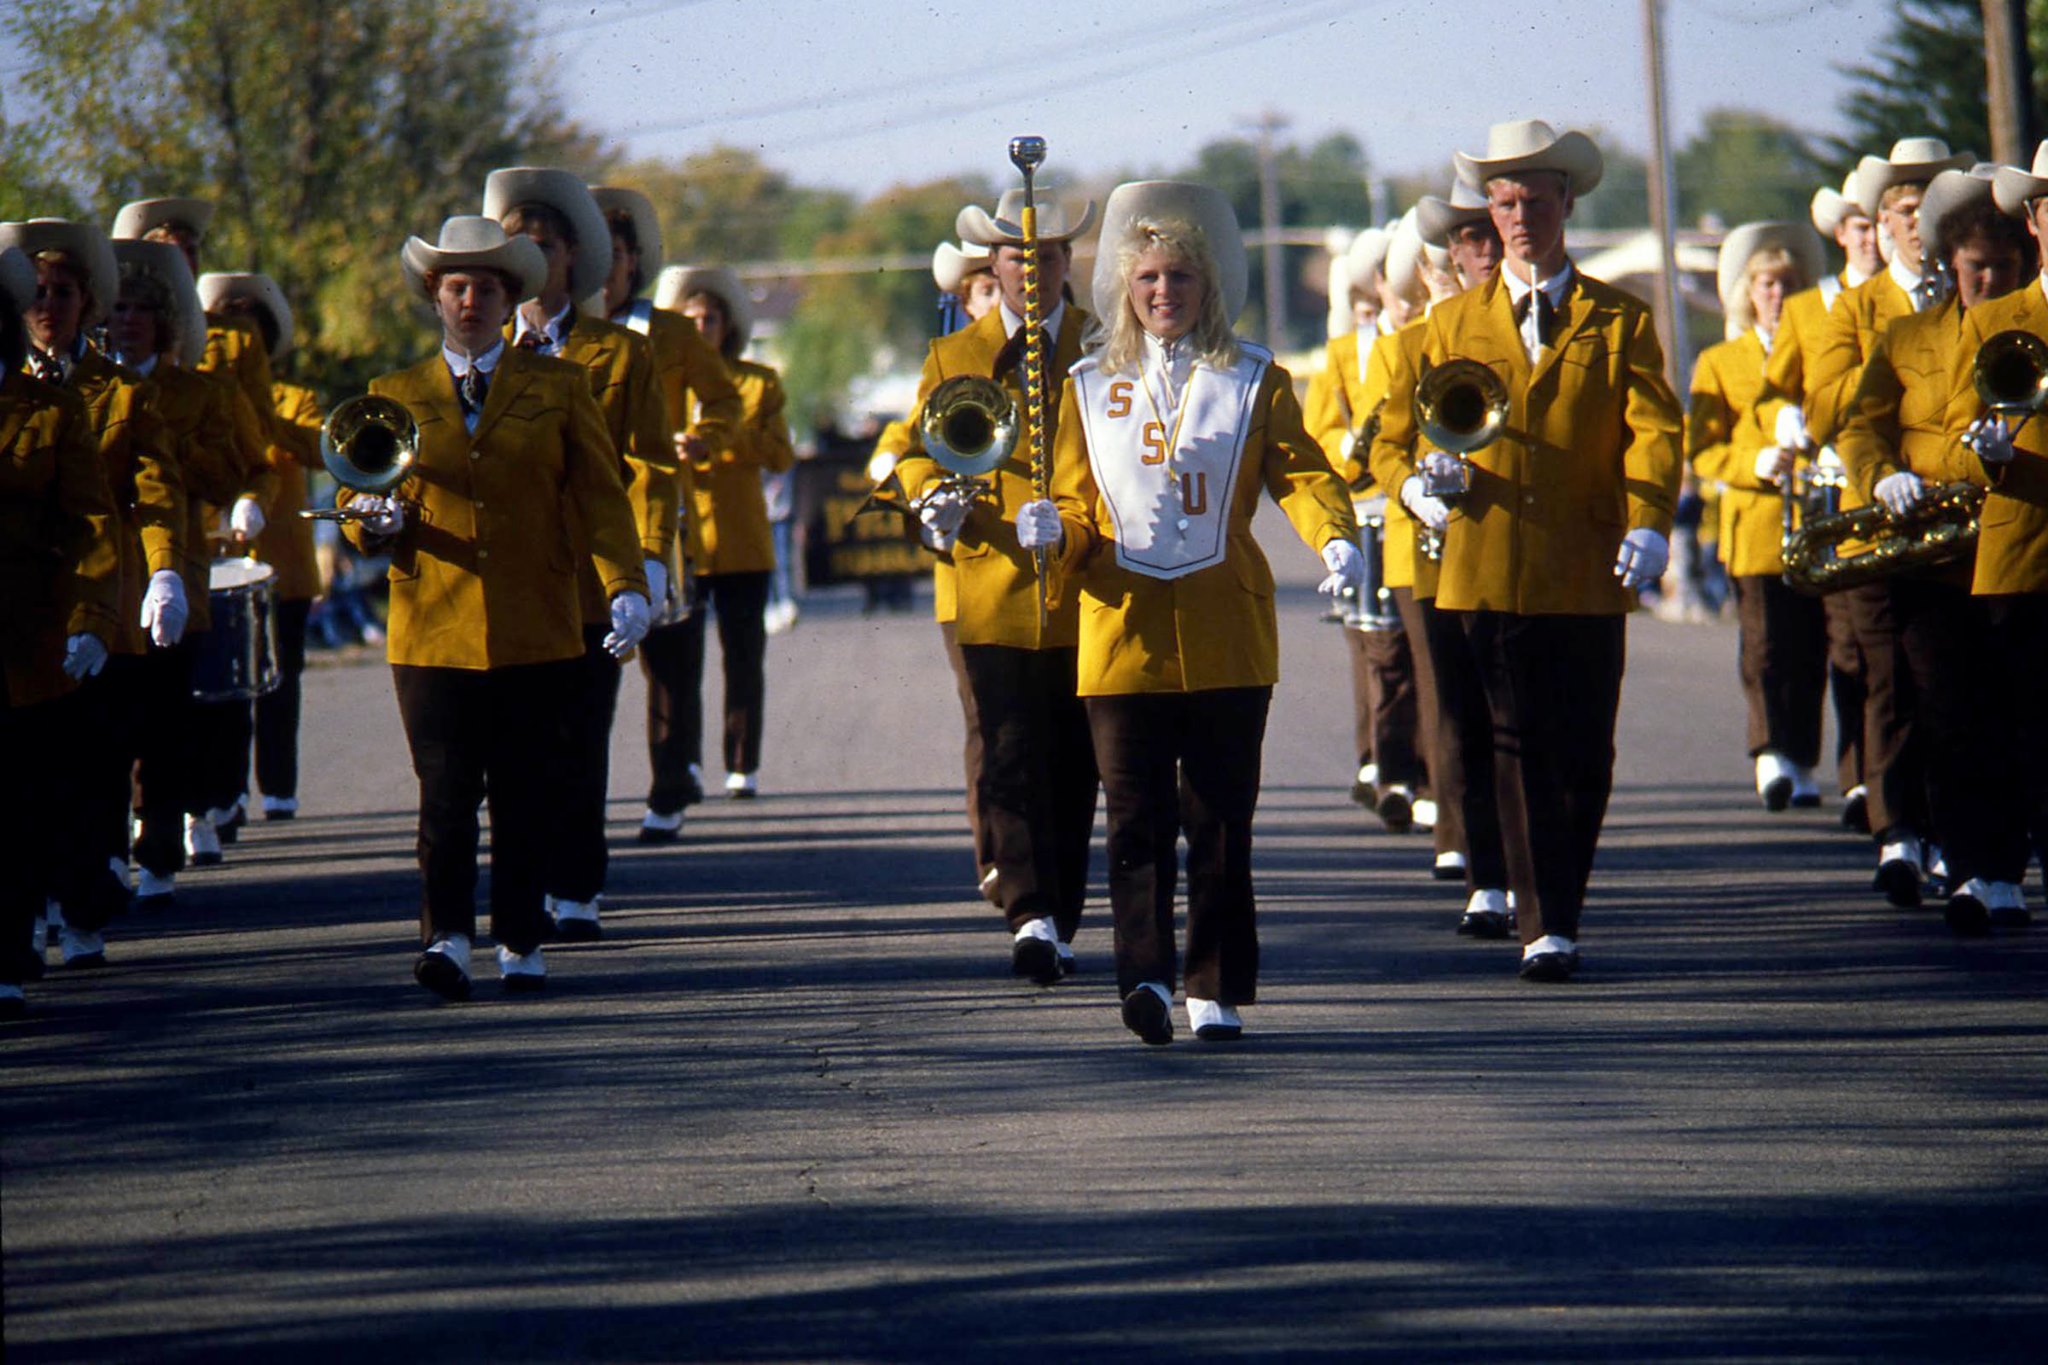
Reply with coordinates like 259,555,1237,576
1072,342,1270,580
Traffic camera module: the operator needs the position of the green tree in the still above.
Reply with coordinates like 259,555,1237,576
1676,109,1832,228
5,0,600,390
1834,0,2048,163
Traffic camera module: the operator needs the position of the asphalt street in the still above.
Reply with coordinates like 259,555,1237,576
4,534,2045,1362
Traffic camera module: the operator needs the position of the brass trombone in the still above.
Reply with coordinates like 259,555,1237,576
1411,358,1509,559
301,394,418,522
917,374,1019,501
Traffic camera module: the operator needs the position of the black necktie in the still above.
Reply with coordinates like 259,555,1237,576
459,366,489,417
1514,289,1556,346
28,349,66,386
995,326,1053,379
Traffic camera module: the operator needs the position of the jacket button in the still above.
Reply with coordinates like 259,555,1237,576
471,451,481,460
1524,493,1536,505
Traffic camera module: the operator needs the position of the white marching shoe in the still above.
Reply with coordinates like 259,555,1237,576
414,933,472,1001
1011,915,1061,986
550,895,602,942
59,926,107,969
1789,765,1821,808
1458,888,1513,939
1186,997,1243,1041
725,771,758,799
1411,797,1437,832
1519,933,1580,982
1755,750,1796,811
1433,849,1467,882
184,812,222,866
498,944,548,992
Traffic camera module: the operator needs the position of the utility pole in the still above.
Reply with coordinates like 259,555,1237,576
1245,110,1290,353
1640,0,1686,393
1982,0,2040,165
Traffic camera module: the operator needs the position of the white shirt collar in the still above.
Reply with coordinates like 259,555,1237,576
443,337,506,377
1503,259,1574,307
999,298,1067,342
1140,330,1198,424
1844,263,1875,289
1375,311,1398,337
1755,325,1775,353
1887,254,1923,298
512,299,575,349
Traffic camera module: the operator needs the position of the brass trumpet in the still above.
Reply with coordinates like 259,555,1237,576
301,394,419,522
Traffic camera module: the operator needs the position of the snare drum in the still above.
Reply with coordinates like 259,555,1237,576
191,558,281,701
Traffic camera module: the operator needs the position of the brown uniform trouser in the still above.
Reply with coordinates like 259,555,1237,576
1087,687,1270,1004
1844,580,1927,843
941,623,992,881
1823,591,1867,794
1420,595,1507,890
640,570,772,814
1441,610,1626,944
1732,573,1827,767
1982,593,2048,864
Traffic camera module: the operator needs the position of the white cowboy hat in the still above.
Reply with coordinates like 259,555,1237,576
655,264,754,352
932,240,993,295
1992,138,2048,216
1715,220,1826,314
111,196,216,242
400,216,548,303
481,167,613,299
1344,225,1392,287
197,271,293,361
1382,207,1429,304
1810,168,1867,235
589,185,663,280
114,239,208,366
1415,179,1491,248
1091,180,1247,325
1455,119,1604,197
956,188,1098,248
1852,137,1974,214
1917,165,2000,253
0,246,35,315
0,218,120,322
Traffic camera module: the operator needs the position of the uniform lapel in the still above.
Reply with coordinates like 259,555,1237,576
1478,275,1532,385
1529,269,1592,388
0,375,33,455
471,345,529,445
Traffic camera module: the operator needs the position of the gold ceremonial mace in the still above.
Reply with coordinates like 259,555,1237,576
1009,134,1052,633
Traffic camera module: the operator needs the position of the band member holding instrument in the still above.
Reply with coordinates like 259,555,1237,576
199,273,320,824
483,167,670,942
893,184,1103,986
1017,180,1362,1043
1945,140,2048,927
1373,121,1683,982
1688,222,1826,811
1389,179,1517,931
1,244,121,1017
643,265,792,805
1759,170,1886,832
345,216,649,999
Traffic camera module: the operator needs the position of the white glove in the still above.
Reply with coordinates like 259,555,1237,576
643,557,670,616
603,590,651,659
229,494,266,540
1013,498,1063,551
1963,414,2015,466
1613,527,1669,590
140,569,188,647
1774,404,1811,451
915,486,975,552
865,450,900,484
62,632,108,680
1753,446,1792,486
1399,475,1450,533
353,495,404,536
1318,538,1367,598
1874,470,1926,516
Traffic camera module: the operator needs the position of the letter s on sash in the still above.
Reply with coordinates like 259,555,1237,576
1106,381,1132,420
1142,421,1168,465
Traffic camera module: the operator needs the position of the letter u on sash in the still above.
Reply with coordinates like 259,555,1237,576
1180,471,1207,515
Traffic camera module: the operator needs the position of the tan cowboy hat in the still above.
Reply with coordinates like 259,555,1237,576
1415,179,1491,248
1852,137,1974,214
400,216,548,302
1916,166,2000,252
1993,138,2048,216
1344,225,1392,287
0,246,32,315
589,185,663,279
481,167,613,299
655,264,753,351
956,188,1098,248
1809,168,1867,235
113,239,208,365
0,218,120,321
198,271,293,361
1091,180,1247,325
1715,221,1826,313
932,240,992,295
1382,207,1429,303
111,196,216,242
1455,119,1604,197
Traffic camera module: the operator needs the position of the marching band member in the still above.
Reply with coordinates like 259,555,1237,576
643,265,793,806
1390,180,1517,928
890,187,1102,984
1305,227,1397,815
1946,140,2048,927
1374,121,1683,981
1798,139,1972,902
483,167,671,941
197,273,320,824
1688,222,1826,811
1757,171,1884,831
3,219,183,966
0,244,121,1017
1018,180,1361,1043
344,216,650,999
